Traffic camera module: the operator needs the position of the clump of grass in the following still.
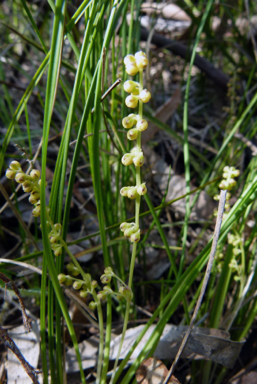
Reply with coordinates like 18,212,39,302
2,1,257,383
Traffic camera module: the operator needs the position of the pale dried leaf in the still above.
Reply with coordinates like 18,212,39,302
142,88,181,144
7,321,42,384
109,324,244,369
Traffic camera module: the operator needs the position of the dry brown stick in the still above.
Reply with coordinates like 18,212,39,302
0,272,31,332
163,189,227,384
0,326,39,384
140,28,229,89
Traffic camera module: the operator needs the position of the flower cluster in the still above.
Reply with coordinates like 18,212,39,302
58,265,132,310
124,51,148,76
6,161,42,217
213,166,240,215
48,222,63,257
58,269,98,310
120,51,151,243
219,166,240,191
120,222,140,243
120,183,147,199
214,166,241,276
122,113,148,140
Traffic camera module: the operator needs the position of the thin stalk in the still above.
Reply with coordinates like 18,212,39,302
100,295,112,384
110,59,145,384
59,238,105,382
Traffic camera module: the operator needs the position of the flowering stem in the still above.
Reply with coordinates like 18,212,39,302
58,239,104,382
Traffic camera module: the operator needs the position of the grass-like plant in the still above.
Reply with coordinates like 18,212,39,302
2,0,257,383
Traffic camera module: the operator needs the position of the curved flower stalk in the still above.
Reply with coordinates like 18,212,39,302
110,52,151,384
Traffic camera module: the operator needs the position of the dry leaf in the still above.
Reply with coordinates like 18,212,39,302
109,324,244,369
7,321,42,384
136,357,181,384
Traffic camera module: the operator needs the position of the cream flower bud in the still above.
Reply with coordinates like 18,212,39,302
124,80,138,93
9,161,21,171
133,152,144,167
124,54,136,65
15,172,26,183
73,281,83,290
127,128,139,141
232,169,240,177
121,153,134,166
120,187,130,196
130,229,140,243
22,181,33,193
58,273,66,284
122,114,138,129
136,119,148,132
137,183,147,195
32,204,41,217
54,223,62,232
125,62,139,76
120,222,130,232
89,301,97,310
30,169,41,180
6,169,16,179
29,193,40,205
124,224,139,238
80,290,88,299
127,187,137,199
135,51,148,69
139,89,151,103
125,95,138,108
54,245,63,257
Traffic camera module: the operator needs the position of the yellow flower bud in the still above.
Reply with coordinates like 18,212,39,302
127,187,137,199
5,169,16,179
124,223,139,238
125,95,138,108
73,281,83,290
29,193,40,205
125,62,139,76
135,51,148,69
89,301,97,310
130,229,140,243
32,204,41,217
9,161,21,171
30,169,41,180
127,128,139,141
137,183,147,195
54,246,63,257
133,152,144,167
122,114,138,129
15,172,26,184
136,119,148,132
58,274,66,284
22,181,33,193
120,222,130,231
80,290,88,299
124,54,136,65
120,187,129,196
124,80,138,93
139,89,151,103
121,153,134,166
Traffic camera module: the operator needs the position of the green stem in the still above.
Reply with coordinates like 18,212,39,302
92,290,104,384
60,238,105,383
109,299,130,384
100,295,112,384
111,63,145,384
